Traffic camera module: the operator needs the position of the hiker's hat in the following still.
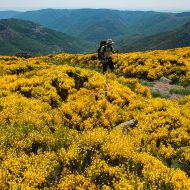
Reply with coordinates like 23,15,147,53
106,39,114,44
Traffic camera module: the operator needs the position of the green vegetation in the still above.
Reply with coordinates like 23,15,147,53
170,88,190,96
138,79,155,87
151,91,170,99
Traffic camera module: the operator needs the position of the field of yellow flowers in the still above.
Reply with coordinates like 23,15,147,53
0,47,190,189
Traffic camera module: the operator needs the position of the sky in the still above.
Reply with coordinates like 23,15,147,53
0,0,190,12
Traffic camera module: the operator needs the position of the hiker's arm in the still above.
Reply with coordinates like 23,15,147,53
112,50,119,54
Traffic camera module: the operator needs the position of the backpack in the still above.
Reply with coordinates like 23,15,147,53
97,41,106,60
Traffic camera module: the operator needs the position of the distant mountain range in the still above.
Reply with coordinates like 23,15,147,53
0,18,91,55
11,9,190,42
0,9,190,55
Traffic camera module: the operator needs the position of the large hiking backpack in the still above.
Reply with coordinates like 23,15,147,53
97,41,106,60
97,40,113,60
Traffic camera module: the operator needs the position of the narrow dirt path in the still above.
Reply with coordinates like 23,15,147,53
140,79,190,100
150,81,184,100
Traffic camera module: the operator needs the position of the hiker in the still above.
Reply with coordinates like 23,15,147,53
100,39,118,74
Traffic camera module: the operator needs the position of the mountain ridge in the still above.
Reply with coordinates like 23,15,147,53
0,10,21,19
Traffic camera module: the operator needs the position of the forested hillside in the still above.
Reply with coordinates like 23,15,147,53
119,20,190,52
0,47,190,189
0,18,91,55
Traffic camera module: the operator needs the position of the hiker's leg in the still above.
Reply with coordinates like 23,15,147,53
108,58,114,72
103,61,107,74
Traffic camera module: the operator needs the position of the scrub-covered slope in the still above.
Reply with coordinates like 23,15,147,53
0,50,190,189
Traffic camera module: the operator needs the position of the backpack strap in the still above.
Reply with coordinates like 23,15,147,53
102,45,106,53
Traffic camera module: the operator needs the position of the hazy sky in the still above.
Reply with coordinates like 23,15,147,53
0,0,190,12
